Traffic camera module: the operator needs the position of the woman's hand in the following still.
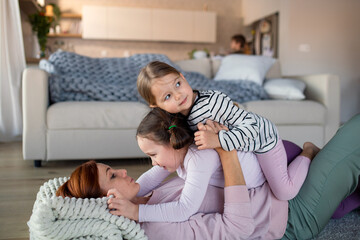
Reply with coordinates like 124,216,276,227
107,189,139,221
196,120,245,186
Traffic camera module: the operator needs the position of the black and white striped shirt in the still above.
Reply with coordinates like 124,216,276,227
188,90,278,153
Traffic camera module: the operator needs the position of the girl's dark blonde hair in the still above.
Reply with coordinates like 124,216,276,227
136,108,193,150
137,61,181,105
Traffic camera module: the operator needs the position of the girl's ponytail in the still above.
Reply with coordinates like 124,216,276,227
168,116,193,150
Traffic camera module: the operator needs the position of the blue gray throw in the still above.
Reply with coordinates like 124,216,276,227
40,51,268,104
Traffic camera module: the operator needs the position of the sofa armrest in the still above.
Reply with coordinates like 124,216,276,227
22,68,49,160
284,74,340,143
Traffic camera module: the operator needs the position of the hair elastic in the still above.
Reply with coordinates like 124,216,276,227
168,125,177,130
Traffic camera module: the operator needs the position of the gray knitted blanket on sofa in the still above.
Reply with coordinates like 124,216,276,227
39,51,268,104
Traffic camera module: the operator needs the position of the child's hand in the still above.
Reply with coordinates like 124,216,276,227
195,121,229,150
107,189,139,221
202,120,228,134
194,122,221,150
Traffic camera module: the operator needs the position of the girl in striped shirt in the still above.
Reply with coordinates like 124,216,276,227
137,61,311,201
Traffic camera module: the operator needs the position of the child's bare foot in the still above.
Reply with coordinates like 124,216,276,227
300,142,321,161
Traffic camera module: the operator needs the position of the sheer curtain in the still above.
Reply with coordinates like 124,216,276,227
0,0,26,141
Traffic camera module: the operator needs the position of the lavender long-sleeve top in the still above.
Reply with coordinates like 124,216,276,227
140,177,288,240
136,145,265,222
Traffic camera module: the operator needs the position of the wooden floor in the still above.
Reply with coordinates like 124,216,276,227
0,141,153,240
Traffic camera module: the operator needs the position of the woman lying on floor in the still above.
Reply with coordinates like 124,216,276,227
57,114,360,239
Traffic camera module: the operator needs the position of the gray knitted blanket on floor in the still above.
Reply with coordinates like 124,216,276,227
27,177,147,240
39,51,268,104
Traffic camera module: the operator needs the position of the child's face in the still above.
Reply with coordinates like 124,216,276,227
230,40,241,51
150,73,194,115
137,136,184,173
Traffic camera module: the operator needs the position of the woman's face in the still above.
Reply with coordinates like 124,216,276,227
137,136,184,173
97,163,140,200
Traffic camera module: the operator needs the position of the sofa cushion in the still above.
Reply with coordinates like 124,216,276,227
211,58,281,80
265,60,282,79
175,58,212,79
264,78,306,100
242,100,325,125
47,102,150,129
213,55,276,85
211,58,221,77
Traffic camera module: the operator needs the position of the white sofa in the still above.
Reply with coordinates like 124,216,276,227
22,58,340,167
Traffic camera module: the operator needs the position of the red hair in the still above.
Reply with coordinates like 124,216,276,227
56,160,103,198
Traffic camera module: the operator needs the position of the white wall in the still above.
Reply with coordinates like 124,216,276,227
242,0,360,123
242,0,281,25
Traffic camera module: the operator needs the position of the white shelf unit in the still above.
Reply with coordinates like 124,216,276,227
82,6,216,43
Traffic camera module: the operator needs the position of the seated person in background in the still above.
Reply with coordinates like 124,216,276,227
230,34,247,54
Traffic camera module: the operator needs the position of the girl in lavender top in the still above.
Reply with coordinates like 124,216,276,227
133,108,268,222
